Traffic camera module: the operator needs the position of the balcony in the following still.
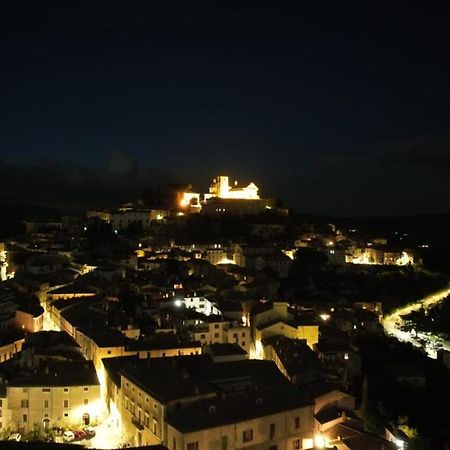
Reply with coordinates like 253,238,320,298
131,416,144,431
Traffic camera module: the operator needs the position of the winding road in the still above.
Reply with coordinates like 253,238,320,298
382,284,450,358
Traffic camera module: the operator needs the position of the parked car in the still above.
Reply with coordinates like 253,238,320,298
63,431,75,442
8,433,21,442
73,429,87,440
83,427,96,438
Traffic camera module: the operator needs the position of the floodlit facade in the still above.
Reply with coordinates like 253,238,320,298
2,362,101,433
207,175,260,200
182,296,221,316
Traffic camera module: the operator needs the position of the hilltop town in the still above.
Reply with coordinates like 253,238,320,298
0,175,449,449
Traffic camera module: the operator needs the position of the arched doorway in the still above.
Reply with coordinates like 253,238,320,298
43,418,51,431
82,413,90,426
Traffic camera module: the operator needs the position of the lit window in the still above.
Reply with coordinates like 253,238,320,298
84,399,89,405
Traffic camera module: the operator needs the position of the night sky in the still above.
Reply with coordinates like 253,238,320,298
1,1,449,215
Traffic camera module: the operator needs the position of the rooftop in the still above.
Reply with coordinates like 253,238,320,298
4,360,99,387
167,385,312,433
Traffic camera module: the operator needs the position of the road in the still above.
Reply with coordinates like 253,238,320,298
382,284,450,359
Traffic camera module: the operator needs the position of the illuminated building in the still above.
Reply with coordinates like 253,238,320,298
348,247,414,266
207,175,260,200
112,355,315,449
189,317,252,355
200,175,273,216
166,386,314,450
86,208,170,230
177,191,201,212
1,361,102,433
251,302,319,350
0,242,7,281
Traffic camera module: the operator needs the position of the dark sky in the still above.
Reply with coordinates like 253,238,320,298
1,1,449,215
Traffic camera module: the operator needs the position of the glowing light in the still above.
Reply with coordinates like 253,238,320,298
314,434,325,448
250,339,264,360
174,299,183,307
319,314,330,321
156,214,163,220
177,212,185,216
217,257,236,265
344,353,349,360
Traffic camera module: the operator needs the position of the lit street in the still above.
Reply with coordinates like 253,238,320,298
382,285,450,358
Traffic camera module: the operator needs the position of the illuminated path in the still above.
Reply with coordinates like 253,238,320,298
382,284,450,359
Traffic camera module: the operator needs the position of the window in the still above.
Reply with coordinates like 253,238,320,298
214,324,219,329
63,400,69,408
84,399,89,405
125,396,129,410
22,388,28,393
242,341,245,346
44,400,49,408
186,443,198,450
242,332,246,337
144,413,150,428
214,333,219,338
233,333,238,339
200,334,206,339
84,387,89,391
269,446,278,450
293,439,301,450
222,436,228,450
64,413,69,418
107,350,112,355
294,417,300,429
152,418,158,435
270,423,275,439
42,388,50,393
22,414,27,422
0,399,2,407
63,388,69,393
21,400,28,408
243,429,253,442
44,413,49,419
